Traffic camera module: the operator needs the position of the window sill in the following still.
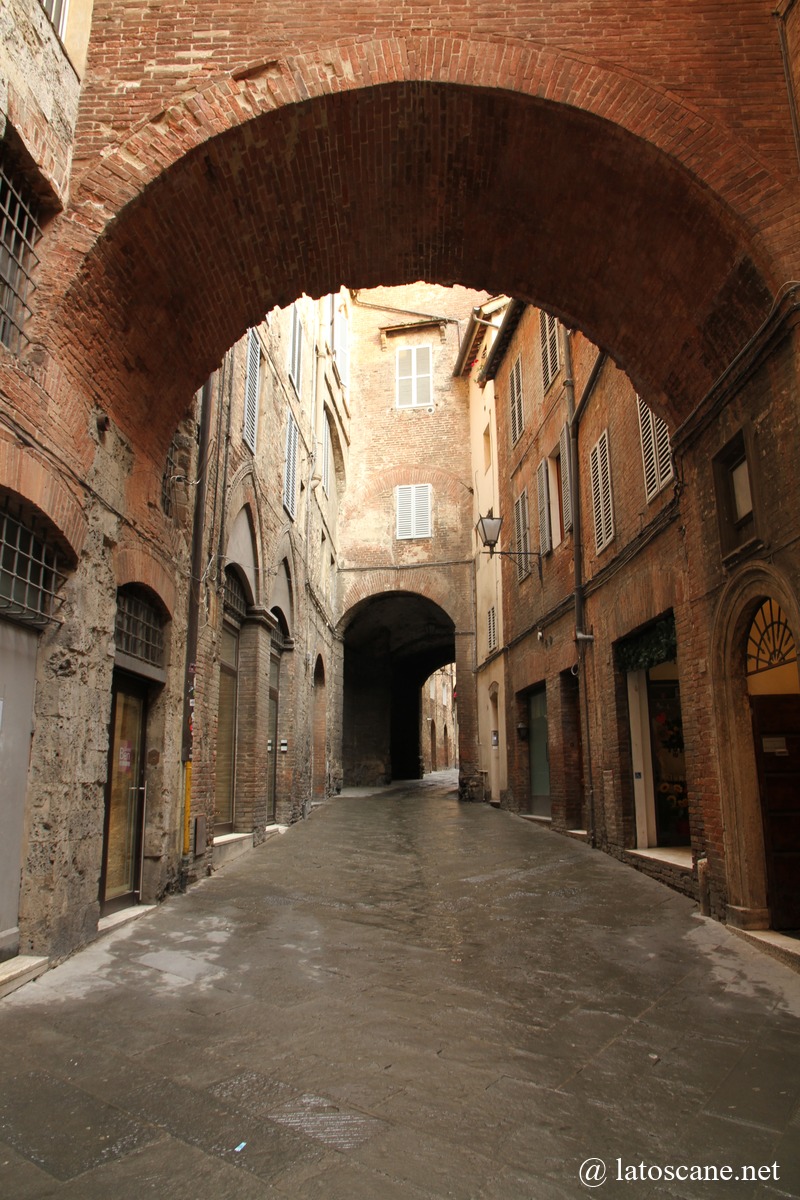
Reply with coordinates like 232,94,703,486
721,535,765,570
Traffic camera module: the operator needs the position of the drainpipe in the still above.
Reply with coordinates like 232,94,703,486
564,331,607,849
180,374,214,884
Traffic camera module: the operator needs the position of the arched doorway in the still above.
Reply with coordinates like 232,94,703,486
312,656,327,806
430,720,437,772
746,598,800,930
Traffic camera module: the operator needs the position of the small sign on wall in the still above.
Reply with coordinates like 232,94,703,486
491,730,499,748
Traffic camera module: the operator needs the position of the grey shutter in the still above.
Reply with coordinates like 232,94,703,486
638,396,673,500
510,356,523,444
290,305,303,390
397,348,414,408
283,412,298,518
243,329,260,452
559,422,573,532
654,410,673,491
514,490,531,581
541,313,560,392
638,397,659,501
537,459,552,555
590,430,614,551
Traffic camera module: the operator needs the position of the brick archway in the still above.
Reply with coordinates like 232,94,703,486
35,46,790,459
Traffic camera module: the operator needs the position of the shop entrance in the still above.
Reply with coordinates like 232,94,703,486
100,674,148,913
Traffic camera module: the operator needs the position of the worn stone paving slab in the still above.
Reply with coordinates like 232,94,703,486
1,775,799,1199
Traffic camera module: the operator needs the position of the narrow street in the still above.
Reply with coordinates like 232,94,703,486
1,773,798,1199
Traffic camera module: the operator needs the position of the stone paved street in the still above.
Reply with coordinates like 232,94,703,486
1,772,799,1199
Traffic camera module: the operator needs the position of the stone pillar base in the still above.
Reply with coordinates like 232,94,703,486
725,904,771,930
458,771,483,802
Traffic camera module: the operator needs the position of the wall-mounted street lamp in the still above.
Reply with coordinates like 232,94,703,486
476,513,542,578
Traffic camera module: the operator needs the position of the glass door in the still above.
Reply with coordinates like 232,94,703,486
101,674,147,912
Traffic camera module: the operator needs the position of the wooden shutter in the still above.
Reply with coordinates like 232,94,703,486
414,346,432,407
537,459,552,555
510,356,524,444
488,605,497,652
396,346,432,408
590,429,614,552
541,312,560,392
283,412,298,518
243,329,260,452
559,422,573,532
513,490,531,581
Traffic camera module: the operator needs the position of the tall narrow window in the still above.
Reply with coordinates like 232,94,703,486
590,429,615,553
0,148,42,355
537,460,553,556
540,312,560,392
509,356,524,445
396,346,432,408
243,329,260,453
487,605,498,653
637,397,673,501
513,489,531,582
289,304,303,392
283,411,299,519
396,484,432,539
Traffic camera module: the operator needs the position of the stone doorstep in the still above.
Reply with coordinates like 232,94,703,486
0,955,48,1000
97,905,158,936
729,927,800,975
212,830,254,870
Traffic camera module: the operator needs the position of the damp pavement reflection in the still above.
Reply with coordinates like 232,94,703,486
1,771,799,1199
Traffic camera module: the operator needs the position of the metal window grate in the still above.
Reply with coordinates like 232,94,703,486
0,504,61,626
115,588,165,667
39,0,68,38
0,149,42,355
223,569,248,620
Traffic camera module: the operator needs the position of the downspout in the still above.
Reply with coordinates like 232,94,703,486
215,344,236,581
180,375,214,884
565,332,607,849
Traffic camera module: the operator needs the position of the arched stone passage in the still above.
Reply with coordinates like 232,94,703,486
339,590,461,786
39,77,780,464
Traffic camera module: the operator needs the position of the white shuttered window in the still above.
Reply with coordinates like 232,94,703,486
637,396,673,502
283,412,299,519
513,489,531,581
589,429,614,553
396,484,432,539
396,346,432,408
509,355,524,445
243,329,260,452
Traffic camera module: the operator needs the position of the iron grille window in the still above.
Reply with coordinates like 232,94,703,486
223,568,248,621
0,148,42,355
115,588,165,668
0,504,61,626
40,0,68,37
